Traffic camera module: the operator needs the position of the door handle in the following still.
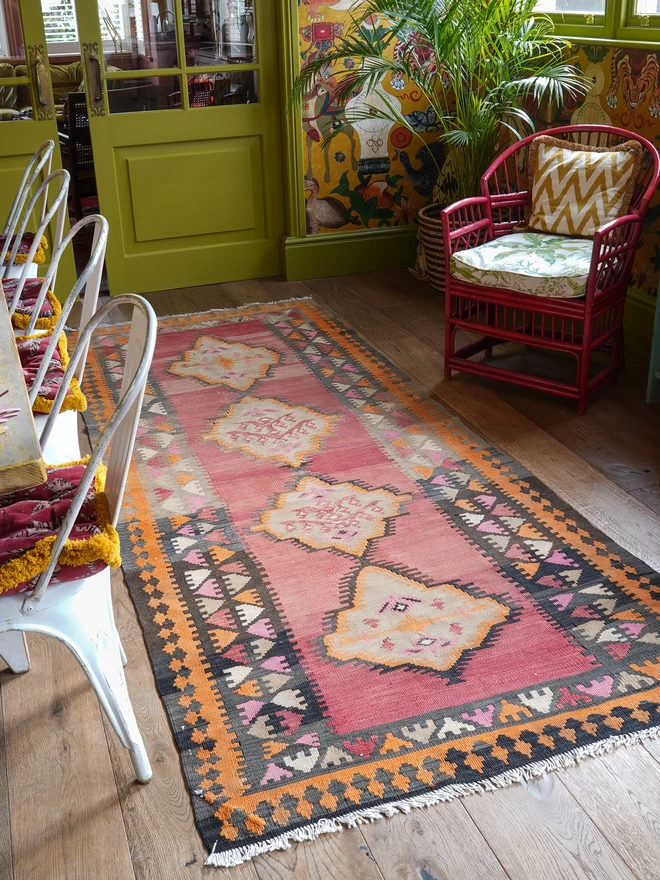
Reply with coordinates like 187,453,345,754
90,54,104,103
82,41,106,116
33,57,47,107
27,45,53,120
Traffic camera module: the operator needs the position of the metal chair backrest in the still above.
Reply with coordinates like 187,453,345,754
0,168,70,282
24,294,157,612
18,215,108,407
3,140,54,236
481,125,660,238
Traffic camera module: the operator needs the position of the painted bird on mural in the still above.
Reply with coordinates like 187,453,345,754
395,142,447,200
304,177,351,234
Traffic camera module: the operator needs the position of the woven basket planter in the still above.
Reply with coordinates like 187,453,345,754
417,203,446,294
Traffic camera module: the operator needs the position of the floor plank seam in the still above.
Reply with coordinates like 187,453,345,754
355,827,387,880
557,775,647,880
456,801,514,880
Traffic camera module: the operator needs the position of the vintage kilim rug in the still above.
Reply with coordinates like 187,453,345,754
84,299,660,867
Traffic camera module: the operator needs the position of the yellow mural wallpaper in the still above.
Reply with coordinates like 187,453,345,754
297,3,660,303
559,44,660,303
297,3,441,238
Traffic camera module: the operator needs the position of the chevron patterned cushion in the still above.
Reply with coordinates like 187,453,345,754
523,135,643,238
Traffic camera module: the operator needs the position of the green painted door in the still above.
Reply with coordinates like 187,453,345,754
74,0,284,295
0,0,75,287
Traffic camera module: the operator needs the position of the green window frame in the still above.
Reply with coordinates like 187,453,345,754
543,0,660,45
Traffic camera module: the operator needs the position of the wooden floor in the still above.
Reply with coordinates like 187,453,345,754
3,271,660,880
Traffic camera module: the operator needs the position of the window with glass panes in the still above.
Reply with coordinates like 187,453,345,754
535,0,660,40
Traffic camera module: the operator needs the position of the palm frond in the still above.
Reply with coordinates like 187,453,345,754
291,0,589,199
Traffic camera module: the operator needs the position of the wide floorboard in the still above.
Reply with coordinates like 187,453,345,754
3,271,660,880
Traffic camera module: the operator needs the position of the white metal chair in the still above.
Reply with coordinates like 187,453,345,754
3,141,54,238
0,168,69,281
7,211,106,335
14,214,109,464
0,294,157,784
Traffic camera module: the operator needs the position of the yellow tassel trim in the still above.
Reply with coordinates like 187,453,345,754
0,459,122,595
11,290,62,332
2,234,48,265
16,330,87,414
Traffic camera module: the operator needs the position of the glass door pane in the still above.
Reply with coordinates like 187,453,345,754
184,0,255,66
0,0,30,122
98,0,179,71
534,0,605,10
90,0,184,113
108,74,181,112
0,0,76,289
186,69,256,107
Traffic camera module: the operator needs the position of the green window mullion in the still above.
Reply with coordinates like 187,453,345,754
183,63,260,75
105,68,182,81
173,0,189,110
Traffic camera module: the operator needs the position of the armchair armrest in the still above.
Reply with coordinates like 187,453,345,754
594,212,643,243
441,197,493,254
588,213,643,296
439,197,493,294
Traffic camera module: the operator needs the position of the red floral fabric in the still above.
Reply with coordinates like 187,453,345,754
0,463,107,595
3,278,57,322
18,333,70,402
0,231,42,258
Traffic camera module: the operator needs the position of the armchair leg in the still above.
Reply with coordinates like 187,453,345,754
444,323,454,380
485,305,495,358
614,327,625,373
577,344,591,415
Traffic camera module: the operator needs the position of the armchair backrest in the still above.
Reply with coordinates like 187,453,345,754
481,125,660,239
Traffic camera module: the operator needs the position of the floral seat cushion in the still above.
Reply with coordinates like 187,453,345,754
450,232,594,299
0,232,48,264
17,331,87,413
0,460,121,595
3,277,61,330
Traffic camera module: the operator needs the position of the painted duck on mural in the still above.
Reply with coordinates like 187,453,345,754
395,142,447,200
304,177,352,234
606,48,660,117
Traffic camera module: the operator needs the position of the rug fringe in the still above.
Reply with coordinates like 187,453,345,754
204,723,660,868
78,296,314,333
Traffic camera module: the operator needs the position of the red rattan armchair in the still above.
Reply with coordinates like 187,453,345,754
441,125,660,413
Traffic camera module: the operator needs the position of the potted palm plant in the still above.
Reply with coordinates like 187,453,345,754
291,0,587,292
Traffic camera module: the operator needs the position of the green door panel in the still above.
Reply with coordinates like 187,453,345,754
75,0,284,295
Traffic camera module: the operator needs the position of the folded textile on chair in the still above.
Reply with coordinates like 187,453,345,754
0,460,121,595
17,331,87,413
3,277,62,330
0,232,48,264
